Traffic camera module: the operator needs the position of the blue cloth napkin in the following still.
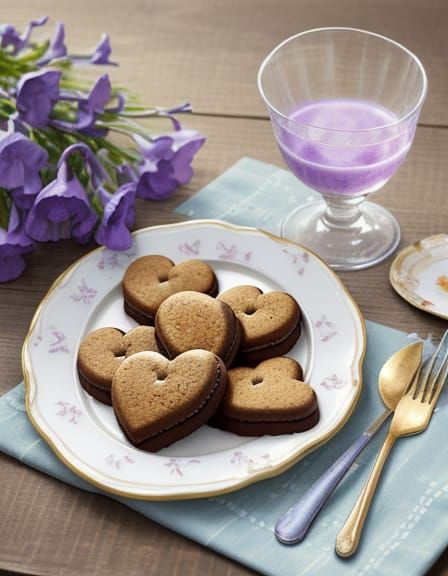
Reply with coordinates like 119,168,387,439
1,157,447,576
175,157,320,235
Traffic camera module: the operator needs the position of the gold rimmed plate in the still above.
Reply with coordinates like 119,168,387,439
23,220,366,500
390,234,448,321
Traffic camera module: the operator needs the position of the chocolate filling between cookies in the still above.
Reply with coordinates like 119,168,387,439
222,316,242,365
242,316,301,353
119,361,224,445
212,407,320,436
78,368,112,393
123,299,156,324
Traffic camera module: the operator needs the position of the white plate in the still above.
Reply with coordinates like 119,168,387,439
23,220,365,500
390,234,448,321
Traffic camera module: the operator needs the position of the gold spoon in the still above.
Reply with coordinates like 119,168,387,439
275,340,423,544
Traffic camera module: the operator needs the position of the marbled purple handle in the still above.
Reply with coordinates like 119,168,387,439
275,432,372,544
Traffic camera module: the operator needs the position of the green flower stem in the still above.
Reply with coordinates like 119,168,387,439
31,129,67,158
96,119,152,141
15,40,50,63
97,152,120,184
119,108,160,118
0,51,36,75
75,131,140,163
0,61,23,78
0,99,15,119
47,59,72,71
97,138,140,163
0,190,12,230
59,77,93,93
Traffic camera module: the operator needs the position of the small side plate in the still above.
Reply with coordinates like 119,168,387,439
390,234,448,320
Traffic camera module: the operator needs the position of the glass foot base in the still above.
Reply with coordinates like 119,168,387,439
281,200,400,271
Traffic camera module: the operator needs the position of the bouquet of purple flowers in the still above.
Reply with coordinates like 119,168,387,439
0,17,205,282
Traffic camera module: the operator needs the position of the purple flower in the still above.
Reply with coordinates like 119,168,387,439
53,74,111,133
78,75,111,132
0,25,20,50
38,22,67,64
16,70,61,128
95,183,136,250
136,159,177,200
136,130,205,200
0,16,48,54
0,133,48,209
58,142,109,189
0,204,34,282
169,129,206,185
90,33,117,66
26,161,97,244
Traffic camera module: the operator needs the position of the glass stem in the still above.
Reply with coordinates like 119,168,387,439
322,195,365,229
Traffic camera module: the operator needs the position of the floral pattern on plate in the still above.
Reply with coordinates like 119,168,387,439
390,234,448,320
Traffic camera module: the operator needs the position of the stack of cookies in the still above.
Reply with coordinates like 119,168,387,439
77,255,319,452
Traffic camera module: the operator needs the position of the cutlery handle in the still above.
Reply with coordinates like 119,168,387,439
275,433,370,544
336,432,396,557
274,409,391,545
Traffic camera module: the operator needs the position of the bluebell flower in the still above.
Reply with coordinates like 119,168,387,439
0,132,48,209
16,70,61,127
95,183,136,250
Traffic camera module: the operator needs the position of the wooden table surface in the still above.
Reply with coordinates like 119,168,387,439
1,1,447,575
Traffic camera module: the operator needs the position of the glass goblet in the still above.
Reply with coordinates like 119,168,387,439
258,28,427,270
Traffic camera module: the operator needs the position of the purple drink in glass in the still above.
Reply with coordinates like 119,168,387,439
277,98,414,196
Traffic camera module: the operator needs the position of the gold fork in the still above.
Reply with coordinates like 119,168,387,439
336,330,448,557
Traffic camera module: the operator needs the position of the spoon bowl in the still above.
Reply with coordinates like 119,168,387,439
379,340,423,410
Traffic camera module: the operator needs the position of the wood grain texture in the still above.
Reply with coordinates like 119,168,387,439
1,1,448,575
3,0,448,125
0,454,255,576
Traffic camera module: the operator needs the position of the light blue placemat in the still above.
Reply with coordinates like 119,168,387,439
175,157,319,235
1,157,447,576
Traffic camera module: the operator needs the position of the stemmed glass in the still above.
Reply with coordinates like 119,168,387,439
258,28,427,270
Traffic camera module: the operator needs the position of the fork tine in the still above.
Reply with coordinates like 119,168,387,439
422,330,448,404
415,333,446,399
406,365,421,397
429,344,448,406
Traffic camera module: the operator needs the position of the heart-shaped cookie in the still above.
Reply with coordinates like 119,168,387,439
218,285,301,364
122,255,218,325
77,326,160,405
155,291,241,367
112,350,227,452
211,357,319,435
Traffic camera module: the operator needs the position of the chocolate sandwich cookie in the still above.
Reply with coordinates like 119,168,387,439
218,285,301,365
211,357,319,435
112,350,228,452
122,255,218,325
77,326,160,405
155,291,242,368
